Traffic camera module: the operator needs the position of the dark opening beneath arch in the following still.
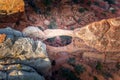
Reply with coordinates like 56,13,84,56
44,36,72,47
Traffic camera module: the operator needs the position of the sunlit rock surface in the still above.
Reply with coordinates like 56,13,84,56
75,17,120,52
23,17,120,63
0,27,51,80
0,34,6,43
0,0,24,15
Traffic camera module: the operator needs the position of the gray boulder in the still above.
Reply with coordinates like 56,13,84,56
0,27,51,80
0,64,45,80
0,27,25,40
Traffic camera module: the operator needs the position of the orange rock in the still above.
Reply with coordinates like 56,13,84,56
0,34,6,43
0,0,24,15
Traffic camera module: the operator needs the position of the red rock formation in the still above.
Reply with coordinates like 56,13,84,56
75,17,120,52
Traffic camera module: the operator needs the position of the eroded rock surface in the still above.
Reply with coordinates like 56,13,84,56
0,64,45,80
0,34,6,43
0,0,24,15
0,27,51,80
75,17,120,52
23,17,120,63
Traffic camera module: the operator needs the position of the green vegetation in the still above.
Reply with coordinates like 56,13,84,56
72,0,79,4
74,64,86,75
77,18,81,23
95,61,103,71
43,0,52,6
104,0,116,4
101,12,107,16
78,8,87,13
67,57,85,75
80,0,84,4
102,72,113,78
93,76,99,80
86,0,92,6
116,62,120,70
94,1,100,6
59,67,79,80
111,9,117,14
67,57,76,66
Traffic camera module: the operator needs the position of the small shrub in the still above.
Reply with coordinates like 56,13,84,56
28,0,41,14
80,0,84,4
72,0,79,4
101,12,107,16
77,18,81,23
116,62,120,70
43,0,52,6
86,0,92,6
51,60,56,66
111,9,117,14
59,67,79,80
93,76,99,80
102,72,113,78
74,64,86,75
104,0,115,4
95,61,103,71
94,1,100,6
67,57,76,66
78,8,86,13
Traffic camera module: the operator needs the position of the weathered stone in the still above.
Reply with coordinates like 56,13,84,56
75,17,120,52
105,52,120,62
0,28,51,79
0,71,7,80
0,0,24,15
0,37,51,75
23,26,45,39
0,0,25,23
26,17,119,63
83,52,105,62
0,64,45,80
23,18,120,50
0,34,6,43
0,27,25,40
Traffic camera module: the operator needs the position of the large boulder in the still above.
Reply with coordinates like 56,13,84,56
75,17,120,52
0,27,51,80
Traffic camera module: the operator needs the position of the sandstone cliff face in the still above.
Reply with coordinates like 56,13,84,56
75,17,120,52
